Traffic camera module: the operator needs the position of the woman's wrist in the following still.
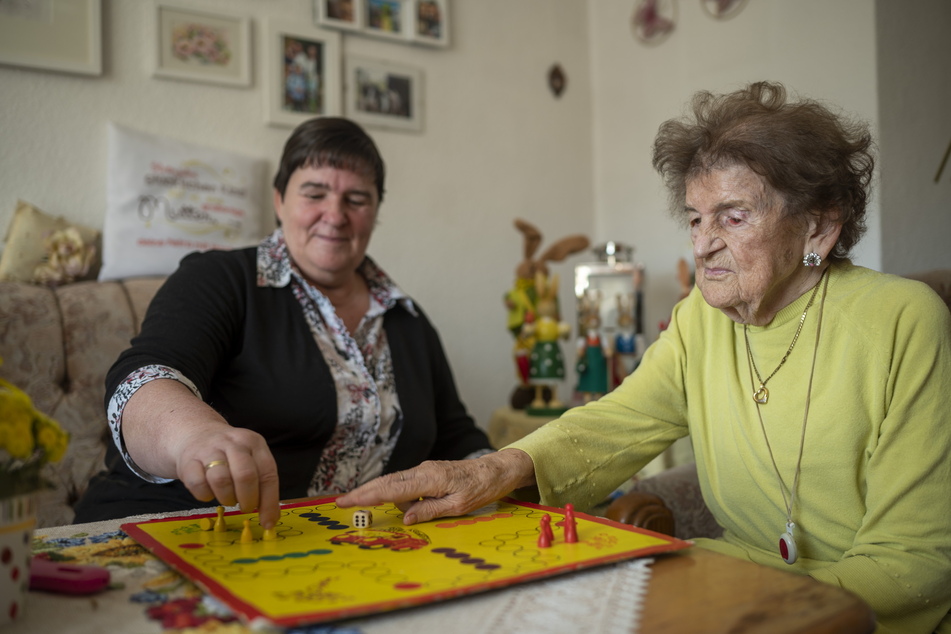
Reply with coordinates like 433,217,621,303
489,448,537,491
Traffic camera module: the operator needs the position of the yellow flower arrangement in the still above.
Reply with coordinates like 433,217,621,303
0,358,69,499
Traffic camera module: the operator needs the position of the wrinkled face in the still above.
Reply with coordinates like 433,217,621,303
687,164,812,325
273,164,379,290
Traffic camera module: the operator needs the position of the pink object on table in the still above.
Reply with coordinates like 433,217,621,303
29,557,110,595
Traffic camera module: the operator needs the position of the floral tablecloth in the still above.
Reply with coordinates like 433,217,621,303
7,507,654,634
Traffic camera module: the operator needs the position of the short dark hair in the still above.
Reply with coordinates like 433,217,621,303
272,117,386,202
652,81,875,261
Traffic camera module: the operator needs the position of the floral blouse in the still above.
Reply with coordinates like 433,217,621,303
108,229,420,496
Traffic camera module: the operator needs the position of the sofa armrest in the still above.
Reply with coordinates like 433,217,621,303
605,491,676,536
605,462,723,540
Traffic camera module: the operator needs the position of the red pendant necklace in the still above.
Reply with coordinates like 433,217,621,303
744,270,828,565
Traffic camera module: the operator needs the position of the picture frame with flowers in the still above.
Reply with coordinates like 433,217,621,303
152,1,252,88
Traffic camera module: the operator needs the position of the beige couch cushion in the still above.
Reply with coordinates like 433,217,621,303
0,277,164,527
0,200,101,283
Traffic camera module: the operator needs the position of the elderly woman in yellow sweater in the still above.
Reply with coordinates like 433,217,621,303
339,82,951,633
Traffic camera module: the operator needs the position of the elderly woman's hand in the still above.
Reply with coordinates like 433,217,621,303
337,449,536,524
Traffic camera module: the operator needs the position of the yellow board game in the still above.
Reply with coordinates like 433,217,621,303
122,496,689,628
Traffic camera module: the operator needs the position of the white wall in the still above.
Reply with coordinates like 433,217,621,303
876,0,951,275
3,0,945,434
0,0,594,430
588,0,882,342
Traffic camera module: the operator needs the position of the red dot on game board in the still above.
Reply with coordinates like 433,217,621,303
11,566,20,582
9,601,19,620
179,543,205,549
1,547,10,564
456,519,477,525
393,582,422,590
435,522,457,528
473,517,493,522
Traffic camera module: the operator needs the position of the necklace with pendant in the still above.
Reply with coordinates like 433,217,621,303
744,277,823,404
744,269,828,564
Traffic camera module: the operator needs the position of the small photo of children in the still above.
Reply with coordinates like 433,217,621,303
416,0,442,39
282,36,323,113
366,0,402,34
355,66,412,119
325,0,355,23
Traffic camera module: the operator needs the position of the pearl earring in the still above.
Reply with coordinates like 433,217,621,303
802,252,821,267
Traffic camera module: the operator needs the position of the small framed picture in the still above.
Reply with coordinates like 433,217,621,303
263,19,342,128
152,2,251,87
345,56,423,132
411,0,449,47
314,0,364,31
0,0,102,76
363,0,408,42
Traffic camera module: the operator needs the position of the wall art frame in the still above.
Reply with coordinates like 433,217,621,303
345,56,423,132
410,0,449,47
0,0,102,76
152,1,251,87
631,0,676,46
315,0,449,48
314,0,364,32
263,18,342,128
362,0,407,42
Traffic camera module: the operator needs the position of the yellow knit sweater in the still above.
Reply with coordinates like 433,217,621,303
509,262,951,634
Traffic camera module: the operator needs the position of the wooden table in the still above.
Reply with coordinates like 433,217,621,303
10,509,876,634
642,548,875,633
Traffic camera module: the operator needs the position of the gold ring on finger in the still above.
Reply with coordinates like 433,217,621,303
205,459,228,471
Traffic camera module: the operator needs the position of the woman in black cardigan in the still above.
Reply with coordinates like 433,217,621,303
75,118,490,528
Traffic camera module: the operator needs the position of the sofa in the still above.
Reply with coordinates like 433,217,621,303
605,268,951,539
0,277,165,527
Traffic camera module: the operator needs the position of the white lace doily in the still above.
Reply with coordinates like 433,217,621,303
349,558,654,634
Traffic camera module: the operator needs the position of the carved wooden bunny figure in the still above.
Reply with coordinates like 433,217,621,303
504,219,589,404
521,271,572,411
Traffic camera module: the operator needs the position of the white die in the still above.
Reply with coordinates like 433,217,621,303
352,510,373,528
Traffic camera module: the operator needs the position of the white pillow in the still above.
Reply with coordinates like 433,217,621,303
99,123,267,280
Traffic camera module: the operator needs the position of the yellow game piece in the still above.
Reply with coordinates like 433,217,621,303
263,527,278,541
214,506,227,532
199,517,214,531
241,518,254,543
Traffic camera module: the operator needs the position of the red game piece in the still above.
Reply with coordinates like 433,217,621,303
537,514,553,548
564,503,577,543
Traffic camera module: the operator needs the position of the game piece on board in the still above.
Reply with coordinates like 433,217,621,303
564,503,578,543
199,517,214,531
263,527,278,541
241,518,254,543
537,514,553,548
352,509,373,529
214,506,227,532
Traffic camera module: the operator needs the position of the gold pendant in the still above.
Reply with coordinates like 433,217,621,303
753,385,769,404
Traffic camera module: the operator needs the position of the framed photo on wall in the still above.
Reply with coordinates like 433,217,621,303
345,56,423,132
263,19,342,128
411,0,449,47
314,0,364,31
0,0,102,75
152,2,251,87
363,0,407,42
